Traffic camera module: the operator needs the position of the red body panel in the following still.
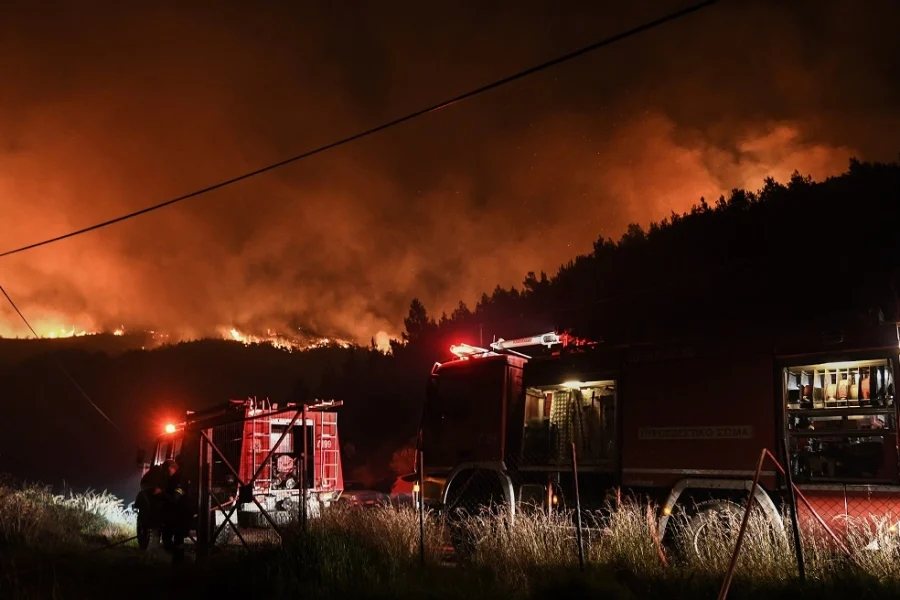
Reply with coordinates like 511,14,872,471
232,405,343,495
621,351,777,489
239,413,273,491
425,356,526,468
797,485,900,537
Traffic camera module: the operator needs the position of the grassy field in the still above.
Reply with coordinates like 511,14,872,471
2,480,900,600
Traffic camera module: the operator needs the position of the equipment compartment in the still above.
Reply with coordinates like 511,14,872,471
784,357,898,483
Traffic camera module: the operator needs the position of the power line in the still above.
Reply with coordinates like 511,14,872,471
0,283,126,435
0,0,724,260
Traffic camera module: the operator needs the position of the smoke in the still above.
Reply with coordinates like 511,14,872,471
0,2,895,343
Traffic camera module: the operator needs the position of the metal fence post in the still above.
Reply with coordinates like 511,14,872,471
197,429,212,558
571,442,585,572
718,448,767,600
782,439,806,582
301,404,308,534
418,449,426,567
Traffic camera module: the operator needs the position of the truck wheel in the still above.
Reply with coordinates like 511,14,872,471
684,500,743,560
444,469,508,517
443,469,508,561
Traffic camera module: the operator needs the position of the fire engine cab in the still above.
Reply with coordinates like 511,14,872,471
136,397,344,548
422,323,900,548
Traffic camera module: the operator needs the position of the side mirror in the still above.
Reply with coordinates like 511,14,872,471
136,447,147,467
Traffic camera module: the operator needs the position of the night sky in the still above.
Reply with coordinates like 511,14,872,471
1,0,898,344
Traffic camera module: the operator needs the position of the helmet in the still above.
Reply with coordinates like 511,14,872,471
163,459,179,471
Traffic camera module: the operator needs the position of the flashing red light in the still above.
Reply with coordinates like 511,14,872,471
164,423,177,434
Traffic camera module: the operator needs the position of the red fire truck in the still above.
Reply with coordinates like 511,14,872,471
136,397,344,548
421,323,900,550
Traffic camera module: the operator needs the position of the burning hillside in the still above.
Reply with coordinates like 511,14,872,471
220,327,353,351
0,323,358,353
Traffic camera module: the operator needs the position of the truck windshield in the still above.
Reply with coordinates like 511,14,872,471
154,435,182,465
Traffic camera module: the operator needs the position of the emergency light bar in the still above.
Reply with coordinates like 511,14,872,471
450,343,490,358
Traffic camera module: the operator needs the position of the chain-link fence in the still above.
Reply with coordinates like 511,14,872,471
793,483,900,549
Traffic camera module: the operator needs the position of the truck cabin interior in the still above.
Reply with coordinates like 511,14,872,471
520,348,619,469
521,380,616,467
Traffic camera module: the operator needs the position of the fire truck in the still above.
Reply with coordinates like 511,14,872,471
136,397,344,549
421,323,900,550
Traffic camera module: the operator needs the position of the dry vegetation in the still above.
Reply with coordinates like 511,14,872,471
2,480,900,599
0,481,135,553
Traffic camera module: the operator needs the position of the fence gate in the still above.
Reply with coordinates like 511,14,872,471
194,405,314,555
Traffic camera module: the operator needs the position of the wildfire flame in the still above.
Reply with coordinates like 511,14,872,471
0,321,360,353
44,327,95,339
222,327,352,352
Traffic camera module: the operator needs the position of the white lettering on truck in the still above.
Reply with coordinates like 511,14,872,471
637,426,754,440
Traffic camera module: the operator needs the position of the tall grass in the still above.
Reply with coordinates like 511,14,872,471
0,482,135,554
278,505,447,590
444,494,900,597
3,480,900,599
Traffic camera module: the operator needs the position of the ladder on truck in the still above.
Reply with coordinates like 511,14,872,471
316,414,340,490
450,331,569,360
248,412,273,492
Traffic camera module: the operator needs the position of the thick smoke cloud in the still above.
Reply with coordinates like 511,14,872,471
0,1,897,343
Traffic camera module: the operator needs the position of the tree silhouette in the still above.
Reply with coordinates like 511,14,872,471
401,298,436,342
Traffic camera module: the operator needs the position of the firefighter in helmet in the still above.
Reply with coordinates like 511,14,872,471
161,458,189,563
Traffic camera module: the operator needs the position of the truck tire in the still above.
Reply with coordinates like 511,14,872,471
443,469,508,561
684,499,743,560
444,469,508,518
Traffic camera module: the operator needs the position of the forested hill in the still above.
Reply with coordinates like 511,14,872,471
397,158,900,358
2,159,898,497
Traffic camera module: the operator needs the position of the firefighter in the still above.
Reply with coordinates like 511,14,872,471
161,458,189,564
135,463,166,550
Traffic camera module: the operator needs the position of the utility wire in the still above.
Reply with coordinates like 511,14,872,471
0,0,724,260
0,283,126,435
